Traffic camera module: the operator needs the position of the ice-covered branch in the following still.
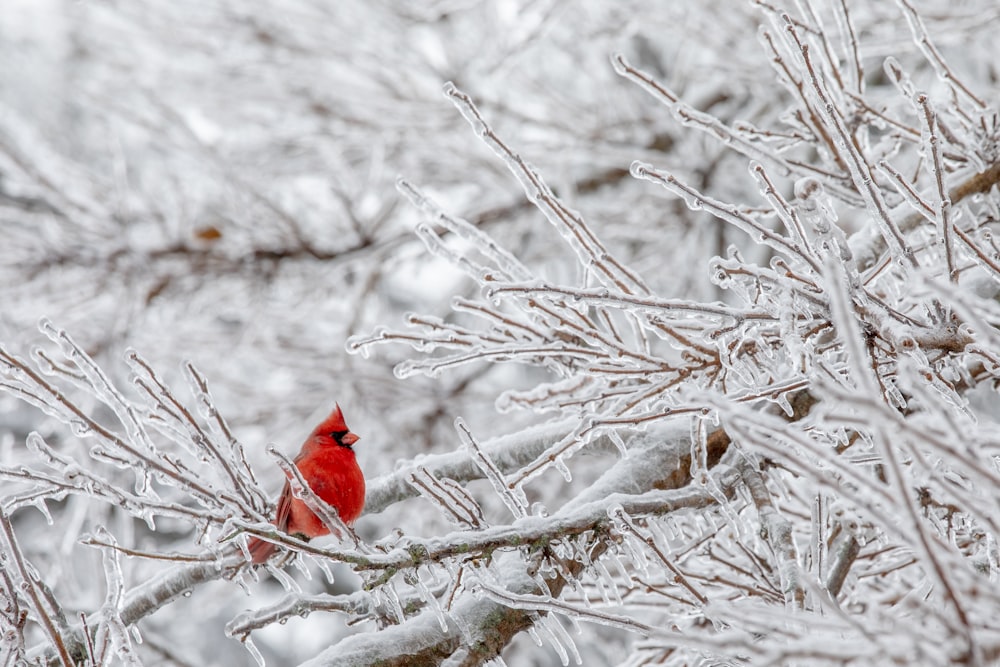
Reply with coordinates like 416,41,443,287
443,82,649,297
5,1,1000,664
355,476,733,577
302,427,742,666
0,509,79,666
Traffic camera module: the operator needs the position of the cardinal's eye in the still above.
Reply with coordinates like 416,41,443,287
330,430,350,446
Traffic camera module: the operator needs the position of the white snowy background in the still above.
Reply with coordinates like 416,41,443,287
2,1,1000,665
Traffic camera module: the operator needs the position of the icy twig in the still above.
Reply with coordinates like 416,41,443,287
750,162,814,255
128,351,263,517
92,528,141,667
953,224,1000,278
363,418,588,515
183,361,268,513
80,535,219,563
396,178,533,283
226,591,374,640
302,433,742,666
915,94,957,282
487,283,764,323
0,510,77,667
895,0,987,110
825,259,978,655
351,475,732,576
877,159,935,220
456,418,528,520
631,161,821,273
850,143,1000,273
833,0,863,95
268,446,365,551
784,17,915,269
443,82,649,296
408,467,486,529
0,344,221,509
613,54,791,176
742,467,804,607
609,507,708,606
38,320,157,466
475,580,655,636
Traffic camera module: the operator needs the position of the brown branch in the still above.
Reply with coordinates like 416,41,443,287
853,160,1000,272
825,530,861,597
0,510,79,666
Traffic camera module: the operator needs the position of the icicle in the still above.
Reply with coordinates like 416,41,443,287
593,559,623,606
607,429,628,458
529,570,555,599
379,582,407,624
242,636,265,667
30,498,53,526
774,391,794,418
536,614,570,666
590,563,614,607
553,456,573,483
315,557,337,586
267,562,300,594
291,553,313,581
883,379,907,411
137,507,156,532
609,511,651,579
416,569,449,633
545,614,581,665
565,568,591,608
607,550,634,590
647,520,674,556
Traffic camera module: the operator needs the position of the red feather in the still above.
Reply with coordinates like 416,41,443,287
248,404,364,564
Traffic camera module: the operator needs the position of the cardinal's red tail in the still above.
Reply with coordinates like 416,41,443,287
247,537,278,564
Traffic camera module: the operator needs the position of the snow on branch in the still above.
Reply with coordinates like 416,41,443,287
4,1,1000,665
342,1,1000,663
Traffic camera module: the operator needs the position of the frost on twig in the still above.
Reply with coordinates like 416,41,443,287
343,2,1000,663
0,323,274,663
302,429,744,667
4,1,1000,665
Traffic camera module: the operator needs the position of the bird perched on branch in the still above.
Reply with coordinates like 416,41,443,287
248,404,364,563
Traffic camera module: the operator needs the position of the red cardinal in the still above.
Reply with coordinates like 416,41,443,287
248,404,365,564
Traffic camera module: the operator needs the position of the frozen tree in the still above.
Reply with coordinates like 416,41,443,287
2,0,1000,665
